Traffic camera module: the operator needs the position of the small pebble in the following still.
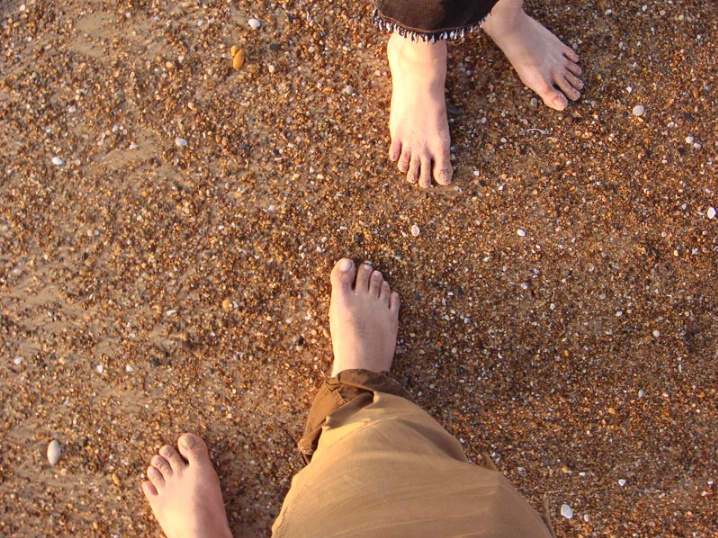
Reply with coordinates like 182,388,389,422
584,514,590,522
530,97,538,107
707,207,716,219
652,329,660,338
175,138,188,147
125,364,134,373
560,504,574,519
14,357,23,365
632,105,645,116
47,439,62,466
267,64,276,74
618,479,627,486
51,156,64,166
96,364,104,374
685,136,694,144
411,224,420,237
517,229,526,237
473,170,481,177
248,18,261,30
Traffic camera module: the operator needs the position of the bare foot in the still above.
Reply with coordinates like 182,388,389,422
483,0,583,111
142,433,232,538
387,32,453,188
329,259,400,376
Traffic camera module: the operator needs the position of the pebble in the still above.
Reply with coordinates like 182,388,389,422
411,224,421,237
517,229,526,237
473,170,481,177
175,138,188,147
231,47,245,70
96,364,104,374
530,97,538,107
125,364,134,372
707,206,716,219
13,357,23,365
47,439,62,466
632,105,645,116
51,156,64,166
248,18,261,30
560,503,574,519
618,479,627,486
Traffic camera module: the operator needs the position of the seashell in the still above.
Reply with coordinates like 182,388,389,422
52,157,64,166
232,49,245,70
411,224,420,237
47,440,62,466
175,138,188,147
230,45,239,58
707,206,716,219
632,105,645,116
248,18,261,30
517,229,526,237
560,504,574,519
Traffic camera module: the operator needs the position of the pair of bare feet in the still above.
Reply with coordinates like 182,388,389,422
388,0,584,188
142,259,400,537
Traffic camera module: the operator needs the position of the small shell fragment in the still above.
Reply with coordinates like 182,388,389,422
708,207,716,219
618,479,627,486
560,504,574,519
51,157,64,166
411,224,420,237
47,440,62,466
517,229,526,237
248,18,261,30
175,138,188,147
632,105,645,116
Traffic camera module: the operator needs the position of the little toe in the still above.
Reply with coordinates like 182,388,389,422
177,433,210,467
141,480,158,499
369,271,384,297
147,465,165,489
151,455,173,478
355,262,373,292
331,258,356,291
389,291,401,314
159,444,186,473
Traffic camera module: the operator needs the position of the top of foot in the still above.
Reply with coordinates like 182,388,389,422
329,259,400,377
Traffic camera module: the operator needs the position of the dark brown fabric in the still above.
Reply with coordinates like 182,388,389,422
297,369,411,463
375,0,500,38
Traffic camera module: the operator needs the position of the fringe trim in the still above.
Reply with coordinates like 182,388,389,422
372,9,482,43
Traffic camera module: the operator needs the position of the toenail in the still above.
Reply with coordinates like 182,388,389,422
338,259,352,272
362,262,372,270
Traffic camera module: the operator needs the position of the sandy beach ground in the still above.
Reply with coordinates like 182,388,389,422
1,0,716,536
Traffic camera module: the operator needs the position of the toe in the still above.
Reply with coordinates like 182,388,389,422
331,258,356,291
369,271,383,297
433,149,452,186
177,433,210,467
562,47,579,63
564,72,584,92
406,156,420,183
151,455,173,478
418,157,432,189
398,150,411,174
147,465,165,489
142,480,158,499
556,76,581,101
542,88,568,111
355,262,373,292
159,444,186,473
389,291,401,314
389,140,402,162
380,281,392,306
566,61,582,77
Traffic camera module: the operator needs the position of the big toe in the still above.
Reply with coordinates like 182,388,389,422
177,433,210,466
331,259,356,291
542,88,568,111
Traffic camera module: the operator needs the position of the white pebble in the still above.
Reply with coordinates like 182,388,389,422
248,18,261,30
560,504,574,519
47,439,62,466
632,105,645,116
517,229,526,237
707,206,716,219
618,479,627,486
96,364,104,374
652,329,660,338
685,136,694,144
14,357,23,365
472,170,481,177
584,514,590,522
267,64,276,74
175,137,188,147
51,156,64,166
411,224,420,237
125,364,135,373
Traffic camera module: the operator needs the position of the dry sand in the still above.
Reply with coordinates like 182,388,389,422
1,0,716,536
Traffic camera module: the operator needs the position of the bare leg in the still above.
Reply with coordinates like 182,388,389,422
387,33,453,189
329,259,400,376
482,0,583,110
142,433,232,538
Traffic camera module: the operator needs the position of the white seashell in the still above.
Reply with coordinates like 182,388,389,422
248,18,261,30
517,229,526,237
51,157,64,166
175,138,188,147
96,364,104,374
125,364,134,372
707,207,716,219
14,357,23,365
47,440,62,466
411,224,420,237
618,479,627,486
560,504,574,519
632,105,645,116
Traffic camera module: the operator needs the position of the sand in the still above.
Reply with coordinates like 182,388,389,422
1,0,716,536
